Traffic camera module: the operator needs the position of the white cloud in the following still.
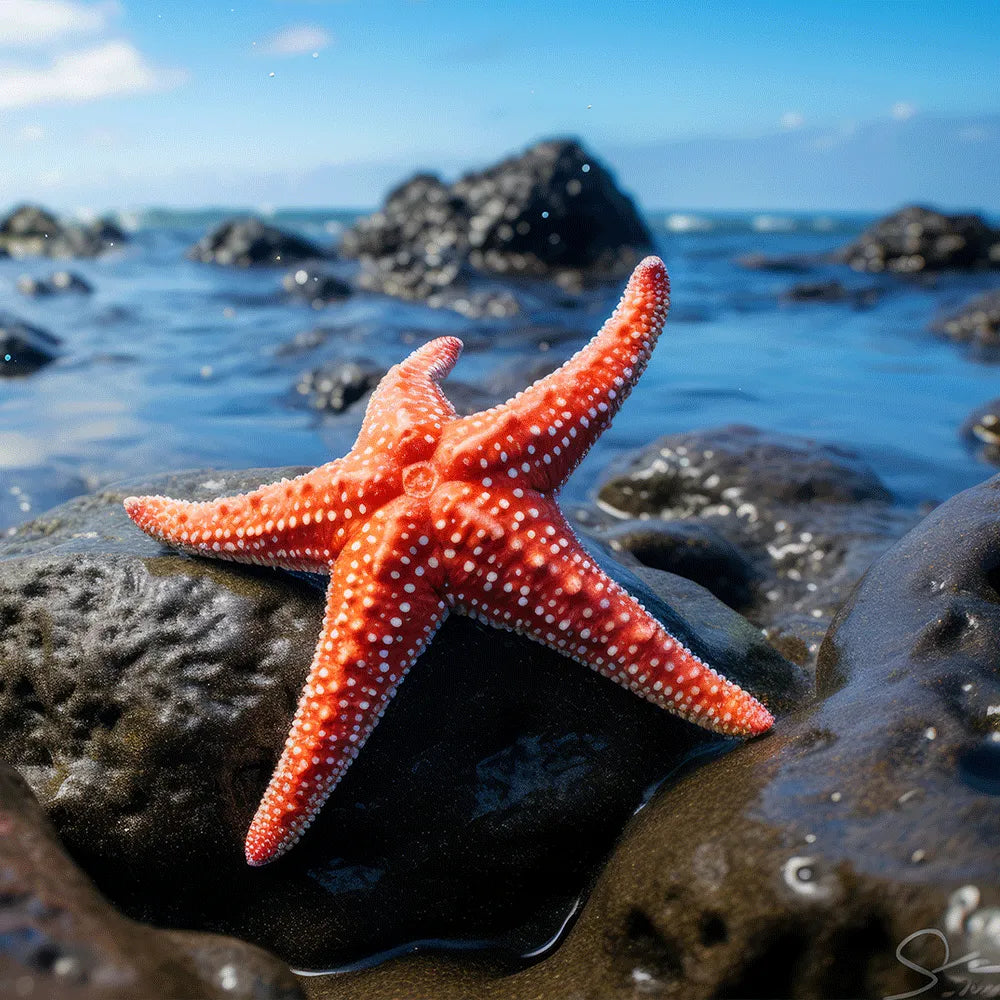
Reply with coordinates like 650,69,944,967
264,24,332,56
780,111,804,130
18,123,46,142
891,101,916,121
0,40,186,109
0,0,117,48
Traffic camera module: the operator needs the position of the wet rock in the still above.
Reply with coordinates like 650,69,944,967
189,218,326,267
780,279,881,307
595,520,759,611
596,425,911,666
282,267,351,307
933,288,1000,346
0,468,805,970
451,138,652,279
961,398,1000,466
0,204,126,258
314,478,1000,1000
293,359,385,412
0,763,301,1000
17,270,94,297
274,327,334,358
836,204,1000,273
736,252,815,273
341,138,651,312
0,313,62,375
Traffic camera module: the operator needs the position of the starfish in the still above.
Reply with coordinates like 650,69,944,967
123,256,773,867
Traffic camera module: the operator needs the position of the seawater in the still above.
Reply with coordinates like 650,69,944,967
2,208,999,533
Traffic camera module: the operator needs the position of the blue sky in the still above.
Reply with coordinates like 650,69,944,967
1,0,997,210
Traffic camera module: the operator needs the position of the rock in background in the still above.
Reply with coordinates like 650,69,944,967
933,288,1000,347
0,313,62,375
962,398,1000,465
339,138,652,314
189,218,327,267
835,204,1000,273
0,204,127,259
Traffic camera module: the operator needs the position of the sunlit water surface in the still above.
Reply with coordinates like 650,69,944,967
2,209,999,532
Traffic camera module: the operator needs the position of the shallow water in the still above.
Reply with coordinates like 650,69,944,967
2,208,999,532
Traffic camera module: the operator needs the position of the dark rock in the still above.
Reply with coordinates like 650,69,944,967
597,424,891,515
0,468,805,970
0,204,126,258
451,138,652,278
340,139,651,312
780,279,881,307
596,425,911,666
782,279,849,302
961,398,1000,466
17,270,93,297
836,204,1000,273
736,252,815,273
0,313,62,375
595,520,759,611
189,218,326,267
314,478,1000,1000
341,173,466,262
293,359,385,412
274,327,334,357
0,763,301,1000
282,267,351,307
933,288,1000,346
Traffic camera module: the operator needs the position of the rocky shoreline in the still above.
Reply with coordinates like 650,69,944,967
1,459,997,997
1,141,999,998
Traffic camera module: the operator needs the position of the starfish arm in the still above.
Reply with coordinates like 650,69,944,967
354,336,463,461
245,506,448,865
438,487,772,738
436,256,669,492
122,458,395,572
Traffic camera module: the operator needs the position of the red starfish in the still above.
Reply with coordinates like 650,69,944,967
124,256,773,866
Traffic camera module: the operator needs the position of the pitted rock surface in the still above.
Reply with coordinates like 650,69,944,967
595,424,914,666
0,763,301,1000
0,467,804,969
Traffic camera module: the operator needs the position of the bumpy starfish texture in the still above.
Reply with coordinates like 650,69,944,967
124,256,774,867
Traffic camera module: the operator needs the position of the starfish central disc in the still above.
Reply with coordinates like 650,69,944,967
122,256,775,867
401,461,439,498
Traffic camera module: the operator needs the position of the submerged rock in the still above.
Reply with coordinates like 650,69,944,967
780,279,881,307
0,204,126,258
596,425,911,666
0,763,301,1000
313,476,1000,1000
189,218,326,267
736,252,815,273
340,138,651,312
17,270,94,297
0,313,62,375
933,288,1000,346
0,468,804,970
961,398,1000,465
293,359,385,413
282,267,351,307
836,204,1000,273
